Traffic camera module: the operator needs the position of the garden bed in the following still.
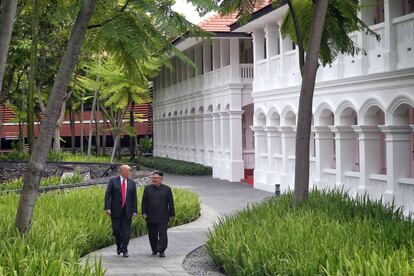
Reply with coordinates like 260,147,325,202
0,186,200,275
206,189,414,275
138,156,212,176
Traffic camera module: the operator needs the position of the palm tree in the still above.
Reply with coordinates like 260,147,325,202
15,0,97,235
0,0,18,99
219,0,379,204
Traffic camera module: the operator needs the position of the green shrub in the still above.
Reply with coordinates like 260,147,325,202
206,189,414,276
139,136,153,153
1,172,83,192
0,186,200,275
0,150,112,163
138,156,212,176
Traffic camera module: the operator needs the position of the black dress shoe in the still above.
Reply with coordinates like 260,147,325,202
116,249,121,256
152,251,157,256
159,252,165,258
123,252,129,258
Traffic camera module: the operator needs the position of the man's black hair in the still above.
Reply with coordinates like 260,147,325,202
153,171,163,177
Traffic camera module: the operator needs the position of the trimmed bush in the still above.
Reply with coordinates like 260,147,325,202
206,189,414,276
0,186,200,275
0,173,83,192
138,156,212,176
0,150,112,163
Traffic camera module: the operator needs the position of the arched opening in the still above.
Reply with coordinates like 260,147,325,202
365,105,386,174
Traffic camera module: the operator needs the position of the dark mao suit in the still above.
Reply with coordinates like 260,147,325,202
104,176,137,253
141,183,175,253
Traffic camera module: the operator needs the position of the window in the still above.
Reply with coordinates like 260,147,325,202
403,0,414,15
374,0,384,24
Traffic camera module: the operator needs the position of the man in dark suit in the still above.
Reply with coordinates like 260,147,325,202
104,165,137,257
142,171,175,258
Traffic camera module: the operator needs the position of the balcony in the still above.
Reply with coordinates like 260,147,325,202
155,63,254,103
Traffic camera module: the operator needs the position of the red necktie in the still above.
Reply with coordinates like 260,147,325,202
121,179,126,208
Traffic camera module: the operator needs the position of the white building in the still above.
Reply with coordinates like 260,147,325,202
153,1,414,214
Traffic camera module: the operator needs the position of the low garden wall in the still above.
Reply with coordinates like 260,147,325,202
0,161,120,182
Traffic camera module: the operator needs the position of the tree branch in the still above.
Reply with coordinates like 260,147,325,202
87,0,130,29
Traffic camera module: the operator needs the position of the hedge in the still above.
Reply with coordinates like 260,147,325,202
138,156,212,176
0,186,200,275
206,189,414,275
0,173,83,192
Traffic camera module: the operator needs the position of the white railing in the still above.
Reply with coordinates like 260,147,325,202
309,157,316,182
240,64,254,79
288,155,295,174
394,13,414,46
270,55,281,75
368,174,388,201
393,13,414,69
367,23,385,51
399,178,414,215
223,65,231,83
344,171,360,197
274,154,283,174
256,59,268,79
243,150,255,169
323,168,337,188
259,153,268,171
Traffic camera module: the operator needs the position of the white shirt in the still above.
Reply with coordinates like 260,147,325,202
120,176,127,199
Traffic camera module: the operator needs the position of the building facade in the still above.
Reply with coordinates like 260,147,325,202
153,0,414,214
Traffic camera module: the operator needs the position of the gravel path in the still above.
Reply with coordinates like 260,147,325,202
83,173,271,275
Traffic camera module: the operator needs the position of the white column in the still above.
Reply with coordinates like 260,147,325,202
213,39,221,70
212,113,222,178
251,126,268,189
383,0,400,70
330,126,358,188
278,126,296,192
379,125,412,205
313,126,335,189
203,40,211,73
203,113,213,166
194,44,203,76
352,125,382,194
264,126,279,185
220,111,230,179
229,38,241,83
182,116,189,161
195,114,204,164
228,110,244,182
189,114,196,162
277,21,285,75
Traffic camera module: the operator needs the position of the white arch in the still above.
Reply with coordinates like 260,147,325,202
314,102,335,126
266,106,281,126
335,100,358,125
386,95,414,125
280,105,297,126
359,98,386,125
254,108,267,126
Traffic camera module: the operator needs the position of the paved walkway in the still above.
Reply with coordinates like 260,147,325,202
84,174,271,275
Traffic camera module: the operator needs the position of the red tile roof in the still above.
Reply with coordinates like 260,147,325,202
197,0,272,32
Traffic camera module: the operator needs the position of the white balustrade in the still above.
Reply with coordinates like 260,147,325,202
394,13,414,69
368,174,388,201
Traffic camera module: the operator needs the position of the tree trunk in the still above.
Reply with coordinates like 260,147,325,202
69,107,76,153
18,119,24,152
87,51,100,156
294,0,329,205
53,100,67,151
102,113,107,155
80,100,84,153
27,0,40,152
129,101,135,161
95,99,100,155
0,0,17,96
15,0,97,235
111,134,119,163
